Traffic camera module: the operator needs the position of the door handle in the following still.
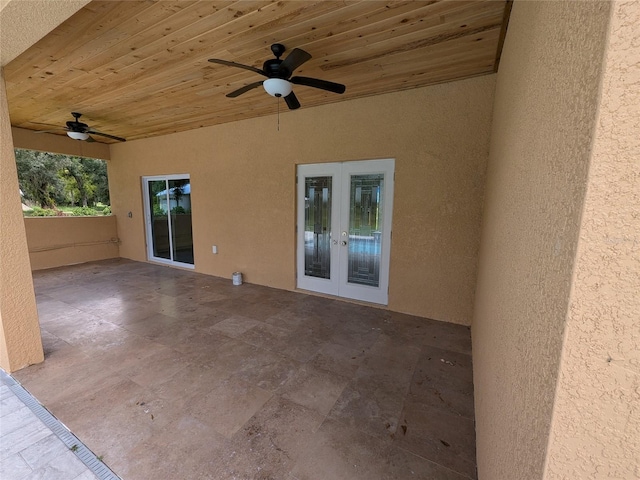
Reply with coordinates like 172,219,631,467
341,240,347,246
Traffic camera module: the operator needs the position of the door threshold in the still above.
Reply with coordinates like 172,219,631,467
294,287,388,309
147,258,195,270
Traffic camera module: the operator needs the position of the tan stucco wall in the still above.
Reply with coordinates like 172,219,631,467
543,1,640,478
0,69,43,372
24,216,119,271
471,1,611,479
11,127,110,160
109,76,495,325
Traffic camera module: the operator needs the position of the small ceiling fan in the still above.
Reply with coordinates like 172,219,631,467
208,43,346,110
36,112,126,142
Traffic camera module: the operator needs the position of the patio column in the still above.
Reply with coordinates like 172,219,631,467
0,68,43,372
0,0,89,373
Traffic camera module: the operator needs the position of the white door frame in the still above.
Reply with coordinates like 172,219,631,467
142,174,194,269
296,159,394,305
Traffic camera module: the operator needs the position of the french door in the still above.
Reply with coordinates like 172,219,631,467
296,159,394,305
142,174,194,268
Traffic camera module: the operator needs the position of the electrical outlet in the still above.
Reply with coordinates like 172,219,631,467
212,245,218,254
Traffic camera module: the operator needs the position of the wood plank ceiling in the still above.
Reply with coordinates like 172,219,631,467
4,0,510,143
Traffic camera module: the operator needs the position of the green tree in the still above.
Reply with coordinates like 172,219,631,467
61,173,81,206
80,158,109,204
61,158,98,207
15,150,110,209
171,179,188,209
15,149,65,208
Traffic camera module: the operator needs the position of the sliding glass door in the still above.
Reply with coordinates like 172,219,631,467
142,175,194,268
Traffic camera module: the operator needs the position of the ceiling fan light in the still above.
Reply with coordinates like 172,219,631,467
67,131,89,141
263,78,292,97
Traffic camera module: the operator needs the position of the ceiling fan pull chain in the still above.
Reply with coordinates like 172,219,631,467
277,96,280,132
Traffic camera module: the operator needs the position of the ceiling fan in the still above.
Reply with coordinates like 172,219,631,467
208,43,346,110
36,112,126,142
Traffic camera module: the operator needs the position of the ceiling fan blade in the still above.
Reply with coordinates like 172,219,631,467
87,129,126,142
34,128,66,134
290,76,346,94
284,91,301,110
226,81,264,98
278,48,311,76
208,58,267,77
85,135,96,143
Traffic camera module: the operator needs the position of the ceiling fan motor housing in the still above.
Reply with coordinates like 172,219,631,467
263,59,286,78
67,113,89,132
66,120,89,132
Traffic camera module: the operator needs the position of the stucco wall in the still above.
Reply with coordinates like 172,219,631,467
0,69,43,372
11,127,110,160
109,75,495,325
24,216,119,271
471,1,611,479
543,1,640,478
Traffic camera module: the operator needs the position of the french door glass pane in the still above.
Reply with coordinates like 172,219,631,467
148,180,171,260
304,176,332,279
168,179,194,265
348,174,384,287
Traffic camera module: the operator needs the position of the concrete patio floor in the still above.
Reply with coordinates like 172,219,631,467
12,259,476,479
